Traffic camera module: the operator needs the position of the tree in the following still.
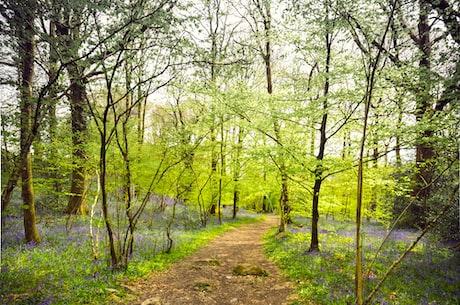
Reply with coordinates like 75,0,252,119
306,0,334,252
354,15,394,305
287,0,358,251
85,0,180,269
50,1,91,215
4,0,42,244
411,0,434,203
231,124,244,219
244,0,291,232
186,0,248,221
392,0,459,227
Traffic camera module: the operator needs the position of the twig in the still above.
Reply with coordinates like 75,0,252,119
89,170,101,261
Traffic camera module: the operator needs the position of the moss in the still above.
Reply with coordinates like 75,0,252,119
233,264,268,277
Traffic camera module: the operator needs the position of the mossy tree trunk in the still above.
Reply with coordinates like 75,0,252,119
65,70,89,215
17,1,41,244
55,9,89,216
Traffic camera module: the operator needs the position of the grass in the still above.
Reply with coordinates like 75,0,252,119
1,209,262,305
264,216,460,305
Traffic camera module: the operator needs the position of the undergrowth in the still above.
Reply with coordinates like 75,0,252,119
264,217,460,305
1,213,261,305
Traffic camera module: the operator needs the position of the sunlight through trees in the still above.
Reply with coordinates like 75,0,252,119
1,0,458,303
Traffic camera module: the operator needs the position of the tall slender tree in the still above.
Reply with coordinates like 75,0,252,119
246,0,291,232
287,0,348,251
346,1,396,302
309,0,333,252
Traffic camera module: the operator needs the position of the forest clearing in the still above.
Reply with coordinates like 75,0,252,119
1,0,459,304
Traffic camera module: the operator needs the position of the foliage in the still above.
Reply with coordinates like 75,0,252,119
264,217,460,305
1,0,459,302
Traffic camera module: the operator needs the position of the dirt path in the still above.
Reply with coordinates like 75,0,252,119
126,216,296,305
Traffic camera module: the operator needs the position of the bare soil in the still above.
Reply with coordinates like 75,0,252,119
124,216,297,305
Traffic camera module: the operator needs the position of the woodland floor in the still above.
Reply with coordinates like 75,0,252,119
123,216,298,305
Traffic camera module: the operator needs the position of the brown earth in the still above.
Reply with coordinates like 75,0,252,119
123,216,298,305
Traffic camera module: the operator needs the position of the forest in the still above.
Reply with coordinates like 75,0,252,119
1,0,459,304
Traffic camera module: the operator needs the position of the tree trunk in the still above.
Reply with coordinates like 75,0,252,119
309,14,331,251
368,113,379,220
356,63,375,305
253,0,290,231
1,169,20,214
395,100,403,166
354,3,395,301
232,126,243,219
119,79,135,266
48,17,60,201
410,0,433,226
22,150,40,244
65,72,88,215
54,9,89,216
310,177,321,252
341,129,350,160
218,115,225,224
208,0,219,217
210,128,218,216
100,114,119,269
278,162,289,232
19,5,41,244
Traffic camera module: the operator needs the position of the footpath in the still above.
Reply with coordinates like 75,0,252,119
126,216,296,305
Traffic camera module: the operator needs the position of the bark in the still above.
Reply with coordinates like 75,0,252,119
232,188,239,219
278,162,290,232
310,172,322,251
274,119,290,233
18,4,41,244
423,0,459,112
356,65,374,305
368,113,379,219
22,151,40,244
137,94,147,145
309,110,327,251
65,71,89,215
176,99,194,199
